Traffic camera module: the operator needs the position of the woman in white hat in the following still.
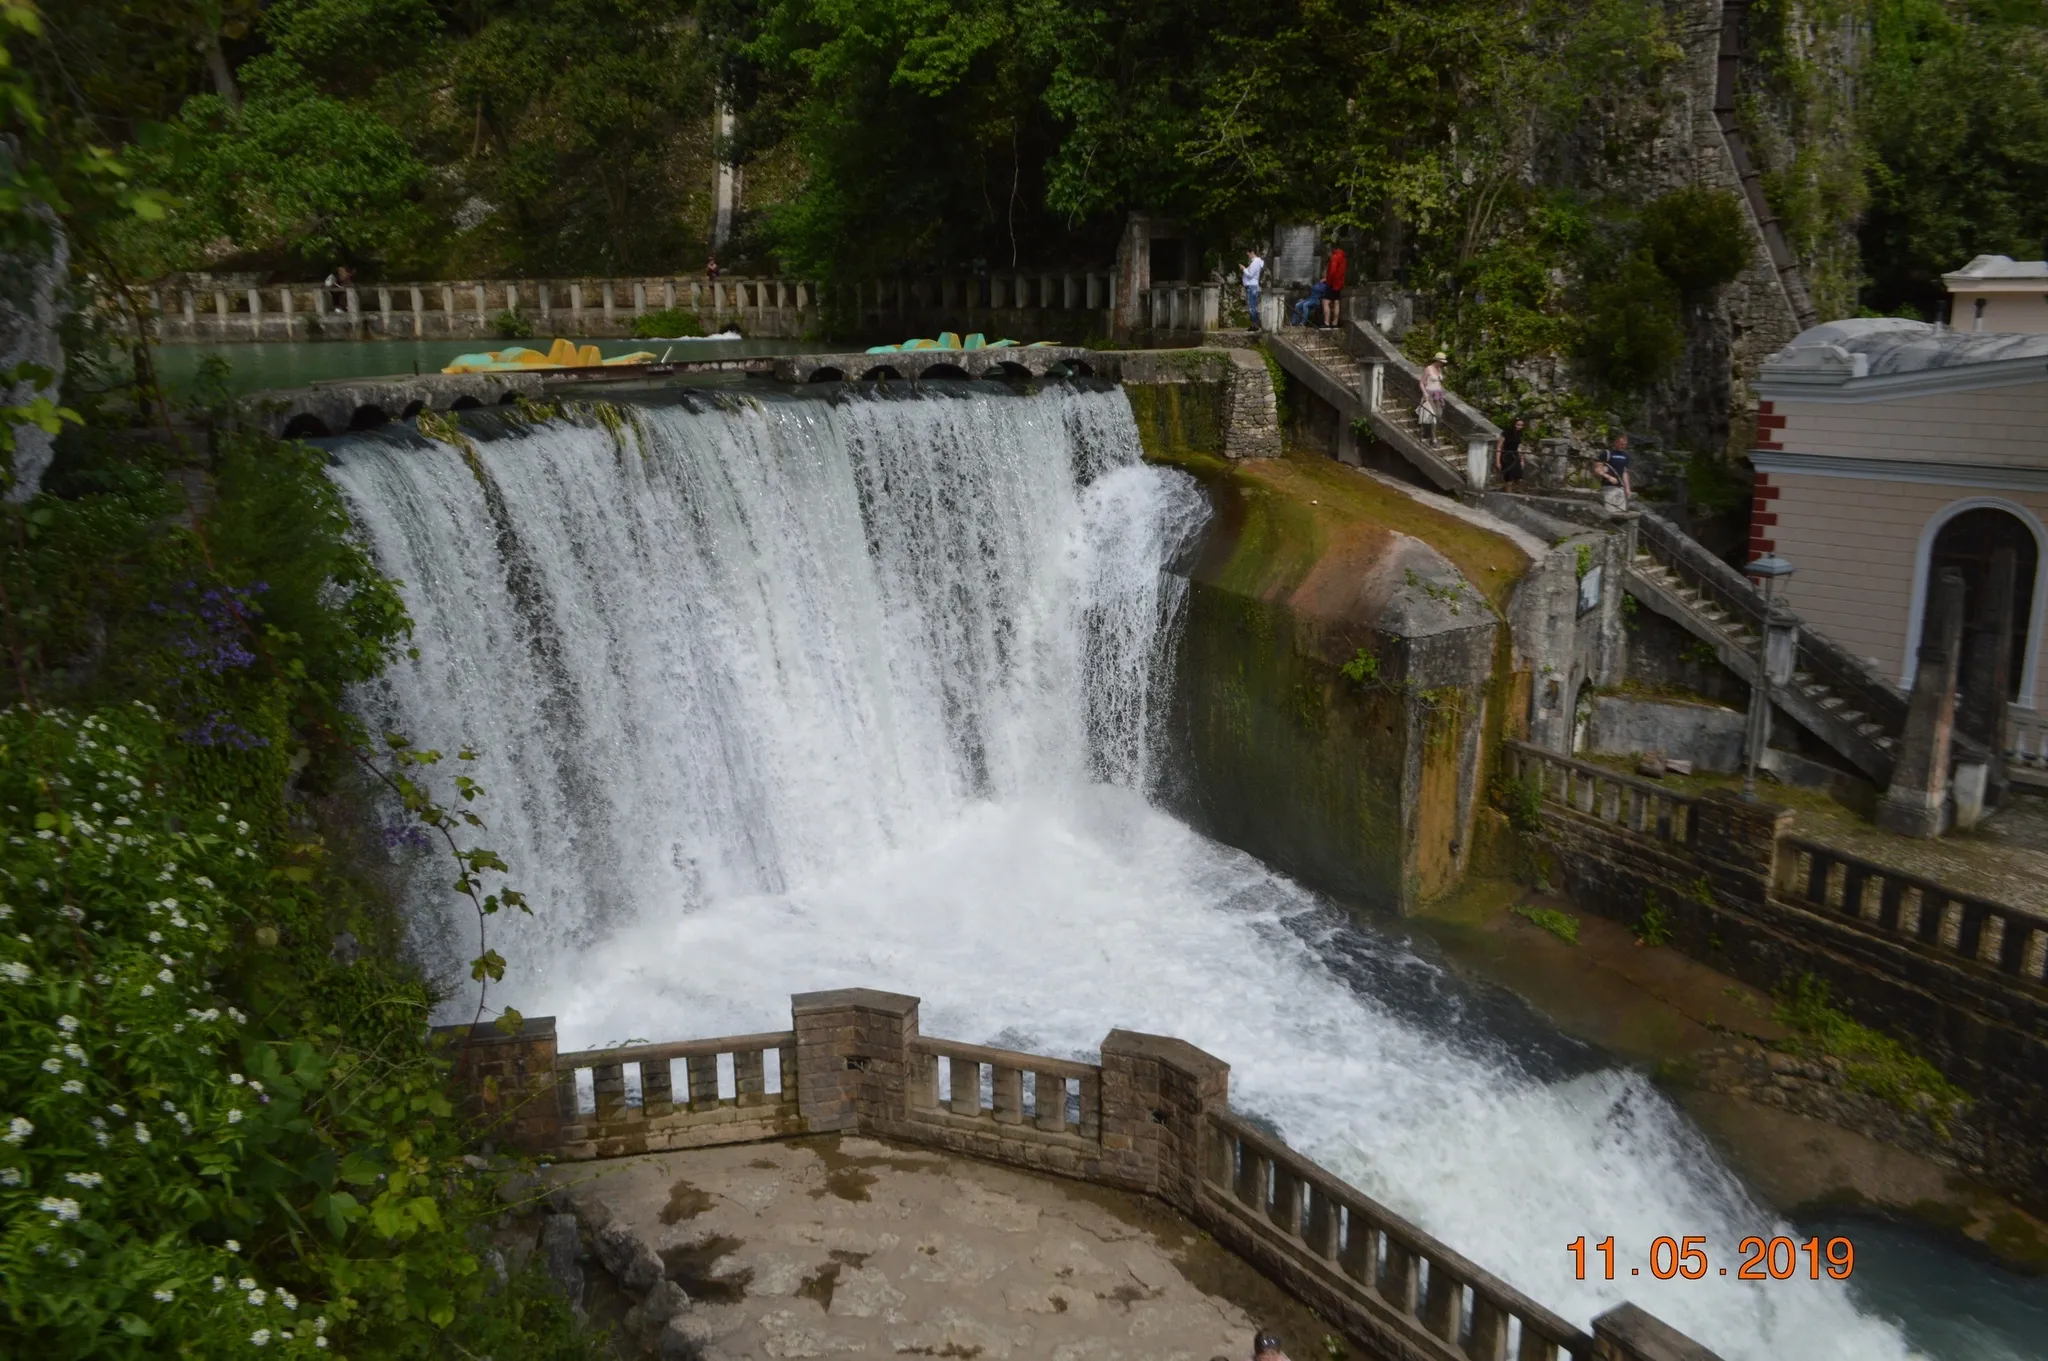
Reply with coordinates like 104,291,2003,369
1419,350,1449,438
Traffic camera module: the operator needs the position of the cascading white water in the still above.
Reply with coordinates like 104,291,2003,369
330,385,1926,1361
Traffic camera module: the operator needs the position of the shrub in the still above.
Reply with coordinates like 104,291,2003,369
1774,975,1969,1134
492,310,532,340
630,307,704,339
1581,253,1684,392
1634,894,1673,946
1638,187,1752,295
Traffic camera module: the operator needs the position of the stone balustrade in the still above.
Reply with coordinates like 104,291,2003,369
1776,837,2048,984
1505,741,1698,848
1202,1108,1593,1361
1137,283,1222,335
125,269,1131,345
551,1030,804,1160
434,988,1720,1361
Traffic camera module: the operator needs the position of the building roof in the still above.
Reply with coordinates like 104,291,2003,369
1758,317,2048,396
1943,254,2048,288
1946,254,2048,281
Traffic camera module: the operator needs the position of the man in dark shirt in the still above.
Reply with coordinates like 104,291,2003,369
1496,417,1527,486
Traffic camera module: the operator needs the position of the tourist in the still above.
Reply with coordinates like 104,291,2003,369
1251,1330,1290,1361
324,265,345,311
1242,247,1265,331
1497,416,1527,486
1290,262,1331,327
705,254,721,283
1419,351,1448,438
1595,431,1632,509
1320,245,1346,328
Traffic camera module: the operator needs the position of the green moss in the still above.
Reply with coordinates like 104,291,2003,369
1514,905,1581,944
1773,975,1969,1135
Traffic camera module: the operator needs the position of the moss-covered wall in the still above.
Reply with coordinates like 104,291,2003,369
1150,449,1524,913
1125,380,1227,459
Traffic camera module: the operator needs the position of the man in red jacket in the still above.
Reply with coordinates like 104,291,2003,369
1321,246,1346,327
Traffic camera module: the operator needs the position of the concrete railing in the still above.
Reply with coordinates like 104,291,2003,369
552,1030,802,1158
1137,283,1221,334
1505,741,1698,848
126,276,823,343
1776,838,2048,984
436,988,1721,1361
1203,1108,1594,1361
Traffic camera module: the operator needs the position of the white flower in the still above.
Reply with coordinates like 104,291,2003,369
106,1104,125,1117
0,1166,20,1185
62,1043,85,1062
213,1276,226,1292
156,969,174,983
92,1132,109,1147
247,1081,263,1095
226,1108,243,1125
314,1339,327,1350
236,821,249,834
312,1318,326,1335
279,1290,296,1311
6,1116,34,1144
92,973,109,985
246,1288,267,1306
194,876,214,888
56,1014,77,1033
38,1196,80,1222
41,1057,61,1073
139,985,154,997
133,1123,150,1144
250,1328,271,1346
60,1079,83,1094
152,1288,174,1303
113,816,131,826
65,1171,103,1189
1,961,30,984
229,1073,245,1086
0,904,9,919
225,1240,240,1253
238,1277,256,1291
147,931,162,944
228,1008,246,1025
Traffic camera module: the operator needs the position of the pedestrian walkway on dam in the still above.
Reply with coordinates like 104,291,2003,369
540,1134,1334,1361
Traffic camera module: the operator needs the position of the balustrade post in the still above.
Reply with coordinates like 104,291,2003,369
1338,1213,1375,1283
1268,1164,1302,1236
1692,789,1792,908
430,1015,561,1154
992,1066,1023,1123
1468,1297,1510,1361
1098,1028,1229,1209
472,283,487,328
505,283,518,318
407,287,423,337
592,1061,627,1124
643,1057,675,1117
789,988,920,1134
634,281,646,316
376,287,391,337
686,1055,719,1112
601,281,615,329
949,1058,982,1117
735,1049,766,1106
1592,1303,1730,1361
664,279,676,310
442,286,457,331
1421,1265,1461,1342
537,282,552,329
1382,1241,1420,1315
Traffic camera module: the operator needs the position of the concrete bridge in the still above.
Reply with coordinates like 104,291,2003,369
240,346,1120,439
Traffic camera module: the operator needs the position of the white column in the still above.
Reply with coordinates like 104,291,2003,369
664,280,676,310
634,281,646,315
410,287,424,337
1466,438,1490,489
442,286,457,331
571,282,585,330
473,284,487,326
377,287,392,336
538,282,551,329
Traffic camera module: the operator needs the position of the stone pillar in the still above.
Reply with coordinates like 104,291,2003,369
473,283,487,328
1879,566,1966,837
1691,788,1792,907
246,288,263,340
789,988,919,1134
1113,212,1151,335
442,286,457,331
278,286,294,340
377,287,391,337
433,1016,562,1154
409,286,424,337
505,283,519,318
570,282,584,330
537,282,551,330
633,281,646,316
1958,545,2017,805
1097,1030,1229,1211
1592,1303,1728,1361
664,279,676,310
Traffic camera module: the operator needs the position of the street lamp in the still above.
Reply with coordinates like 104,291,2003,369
1742,554,1796,802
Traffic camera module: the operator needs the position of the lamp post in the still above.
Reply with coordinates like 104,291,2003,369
1742,554,1796,802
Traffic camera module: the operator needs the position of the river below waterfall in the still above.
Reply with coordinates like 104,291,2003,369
326,382,2039,1361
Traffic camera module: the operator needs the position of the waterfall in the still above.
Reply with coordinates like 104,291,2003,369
329,384,1922,1361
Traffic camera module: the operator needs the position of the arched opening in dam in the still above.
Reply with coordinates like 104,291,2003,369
325,382,2019,1361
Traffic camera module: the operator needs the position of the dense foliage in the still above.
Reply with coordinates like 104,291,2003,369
0,417,598,1356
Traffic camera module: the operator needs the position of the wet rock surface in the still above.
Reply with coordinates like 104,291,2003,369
544,1134,1340,1361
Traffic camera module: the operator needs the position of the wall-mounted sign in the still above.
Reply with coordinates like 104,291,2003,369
1578,565,1603,616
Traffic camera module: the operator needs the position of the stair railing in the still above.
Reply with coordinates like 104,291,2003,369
1341,318,1499,486
1633,512,1911,742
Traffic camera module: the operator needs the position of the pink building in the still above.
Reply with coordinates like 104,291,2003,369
1748,282,2048,778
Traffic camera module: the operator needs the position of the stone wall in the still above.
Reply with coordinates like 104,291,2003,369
439,989,1722,1361
1505,743,2048,1209
1119,347,1279,461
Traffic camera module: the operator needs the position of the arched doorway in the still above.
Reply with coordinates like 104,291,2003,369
1912,503,2041,711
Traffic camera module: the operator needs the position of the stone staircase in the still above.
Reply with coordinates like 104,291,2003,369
1624,512,1910,784
1266,325,1481,493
